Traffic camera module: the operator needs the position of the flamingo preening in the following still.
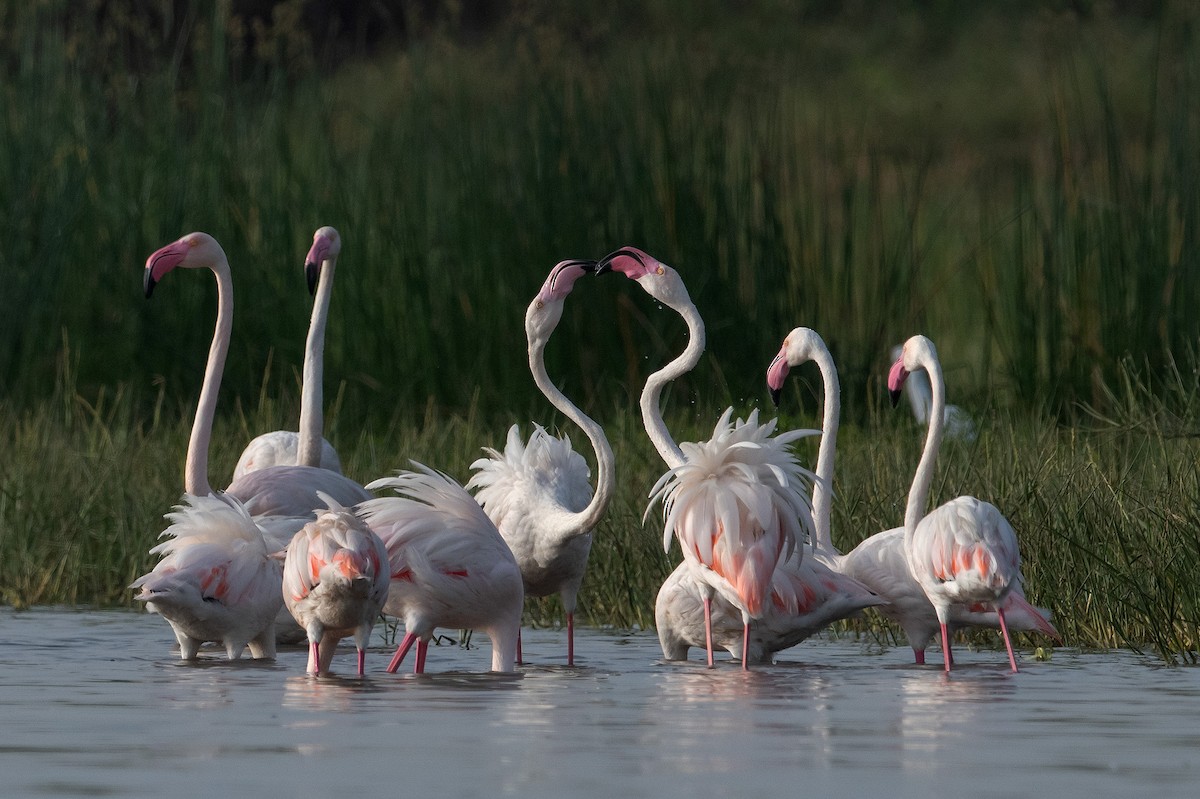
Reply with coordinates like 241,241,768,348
767,328,1058,669
596,247,817,669
468,260,614,666
233,226,346,480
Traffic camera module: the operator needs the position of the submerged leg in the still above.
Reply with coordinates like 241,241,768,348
386,631,418,674
308,639,320,674
913,648,926,665
357,647,366,676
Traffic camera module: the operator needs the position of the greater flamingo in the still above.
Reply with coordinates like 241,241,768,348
282,495,390,676
767,327,1057,666
887,334,1043,672
889,343,977,442
233,226,346,480
468,259,613,666
359,464,523,674
142,232,371,533
596,247,816,669
131,492,283,660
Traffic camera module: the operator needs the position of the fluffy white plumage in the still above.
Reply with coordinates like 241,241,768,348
359,463,524,673
282,495,390,675
131,492,283,660
233,432,342,481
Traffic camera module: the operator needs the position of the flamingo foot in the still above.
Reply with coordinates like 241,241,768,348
941,623,952,673
997,606,1019,673
386,632,417,674
703,596,714,668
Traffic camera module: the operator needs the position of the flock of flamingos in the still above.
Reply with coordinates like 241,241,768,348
132,228,1061,678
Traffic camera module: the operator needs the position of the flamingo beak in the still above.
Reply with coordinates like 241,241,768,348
887,359,910,408
766,350,790,408
305,259,321,296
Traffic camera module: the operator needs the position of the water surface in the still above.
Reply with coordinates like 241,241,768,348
1,608,1196,798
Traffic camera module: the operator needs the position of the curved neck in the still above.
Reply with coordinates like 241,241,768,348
185,261,233,496
528,337,615,534
810,344,841,556
903,352,946,549
640,300,705,470
298,254,334,467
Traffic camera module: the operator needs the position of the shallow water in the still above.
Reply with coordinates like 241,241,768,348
1,609,1197,798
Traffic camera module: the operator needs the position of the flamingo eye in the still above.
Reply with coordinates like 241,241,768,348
536,300,544,310
656,266,665,275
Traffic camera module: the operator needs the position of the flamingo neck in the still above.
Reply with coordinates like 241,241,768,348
810,343,841,557
903,351,946,552
184,260,233,497
640,299,705,470
528,336,615,536
298,254,334,467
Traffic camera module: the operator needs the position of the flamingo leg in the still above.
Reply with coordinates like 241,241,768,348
913,648,926,665
356,647,366,677
516,629,523,665
567,613,574,666
741,621,750,670
940,623,952,673
415,639,428,674
703,596,714,668
996,606,1018,673
386,631,417,674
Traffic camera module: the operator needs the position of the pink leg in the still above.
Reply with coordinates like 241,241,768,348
741,621,750,670
516,629,523,665
386,632,417,674
356,647,366,677
913,648,925,665
567,613,575,666
415,639,428,674
941,623,952,673
997,606,1018,673
308,640,320,674
703,596,714,668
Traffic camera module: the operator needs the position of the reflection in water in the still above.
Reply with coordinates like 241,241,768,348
2,609,1200,799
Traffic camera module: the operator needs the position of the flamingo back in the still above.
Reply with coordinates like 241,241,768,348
467,423,592,527
910,496,1021,609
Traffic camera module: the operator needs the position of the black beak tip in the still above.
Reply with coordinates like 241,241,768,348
769,387,781,408
889,389,902,408
305,261,320,296
143,270,156,299
594,261,612,276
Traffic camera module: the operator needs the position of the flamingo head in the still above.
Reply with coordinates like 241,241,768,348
888,334,937,407
143,232,224,299
595,246,693,310
766,327,826,407
305,226,341,296
526,258,597,342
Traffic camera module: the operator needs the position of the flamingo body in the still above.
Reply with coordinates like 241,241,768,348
360,464,524,673
282,499,390,675
131,493,283,660
233,432,342,481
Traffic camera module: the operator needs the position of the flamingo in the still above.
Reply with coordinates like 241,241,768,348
889,344,977,442
467,259,614,666
131,492,283,660
142,232,371,535
233,226,347,480
282,495,390,676
359,464,523,674
596,247,816,669
767,327,1058,667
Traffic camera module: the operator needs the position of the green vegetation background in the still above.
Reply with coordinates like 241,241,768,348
1,1,1198,661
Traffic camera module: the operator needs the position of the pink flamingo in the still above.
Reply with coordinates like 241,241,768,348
767,328,1058,668
468,260,614,666
596,247,816,669
142,232,371,532
359,464,524,674
131,493,283,660
282,496,390,676
233,226,346,480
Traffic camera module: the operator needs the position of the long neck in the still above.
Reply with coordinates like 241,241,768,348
184,261,233,496
298,254,334,467
810,344,842,556
903,352,946,548
639,300,705,470
528,336,615,534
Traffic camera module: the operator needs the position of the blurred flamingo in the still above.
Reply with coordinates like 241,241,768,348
142,232,370,536
360,464,523,674
767,328,1057,667
131,492,283,660
596,247,816,669
233,226,346,480
282,495,390,676
468,259,613,666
